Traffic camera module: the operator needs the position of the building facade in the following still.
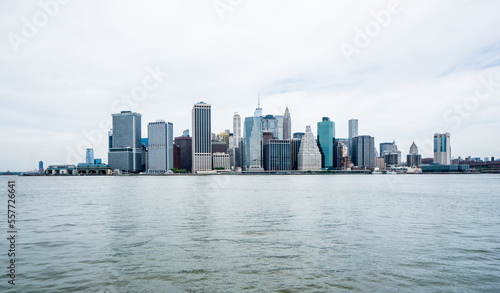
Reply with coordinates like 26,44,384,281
244,116,263,171
263,139,291,171
348,119,358,156
297,126,322,171
86,148,94,164
233,112,241,147
317,117,335,169
108,111,142,173
192,102,212,172
174,136,192,171
407,141,422,167
213,153,231,170
352,135,375,168
147,120,173,173
434,133,451,165
283,107,292,140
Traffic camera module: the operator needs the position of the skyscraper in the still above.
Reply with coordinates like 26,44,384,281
275,115,284,139
233,112,241,147
283,107,292,140
297,126,322,171
147,120,173,173
434,133,451,165
174,136,192,171
352,135,375,168
348,119,358,156
263,139,291,171
192,102,212,172
262,114,278,138
245,115,263,171
380,141,401,166
244,99,264,171
108,111,142,173
85,148,94,164
317,117,335,169
407,141,422,167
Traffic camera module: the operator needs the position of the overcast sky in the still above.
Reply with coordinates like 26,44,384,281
1,0,500,171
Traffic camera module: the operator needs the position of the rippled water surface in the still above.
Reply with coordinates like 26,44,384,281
1,174,499,292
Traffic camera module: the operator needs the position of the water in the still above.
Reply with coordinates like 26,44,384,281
1,174,499,292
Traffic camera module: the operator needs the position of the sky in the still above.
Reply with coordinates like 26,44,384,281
1,0,500,171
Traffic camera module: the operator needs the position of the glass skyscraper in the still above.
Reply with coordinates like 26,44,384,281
434,133,451,165
352,135,375,168
348,119,358,156
192,102,212,172
108,111,142,173
147,120,174,173
317,117,335,169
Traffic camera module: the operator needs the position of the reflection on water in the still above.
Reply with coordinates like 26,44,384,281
1,175,499,292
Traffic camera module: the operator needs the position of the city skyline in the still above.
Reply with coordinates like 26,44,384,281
1,1,500,171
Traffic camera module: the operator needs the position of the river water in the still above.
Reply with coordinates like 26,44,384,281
1,174,499,292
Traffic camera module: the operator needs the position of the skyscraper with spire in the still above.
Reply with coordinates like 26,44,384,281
244,95,264,171
283,107,291,140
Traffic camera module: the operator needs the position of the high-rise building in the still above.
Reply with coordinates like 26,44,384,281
275,115,284,139
333,139,349,169
262,115,278,138
147,120,173,173
380,141,401,166
407,141,422,167
85,148,94,164
290,138,301,170
192,102,212,172
297,126,322,171
317,117,335,169
348,119,358,156
174,136,192,171
434,133,451,165
263,139,291,171
352,135,375,168
283,107,292,140
182,129,190,137
245,116,263,171
38,161,44,174
233,112,241,147
108,111,142,173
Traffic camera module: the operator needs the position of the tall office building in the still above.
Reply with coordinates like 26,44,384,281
352,135,375,168
380,141,401,166
182,129,190,137
434,133,451,165
297,126,322,171
283,107,292,140
85,148,94,164
233,112,241,147
147,120,173,173
348,119,358,156
290,138,301,170
317,117,335,169
108,111,142,173
262,115,278,138
245,116,263,170
192,102,212,172
244,99,265,171
275,115,284,139
174,136,192,171
263,139,291,171
407,141,422,167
